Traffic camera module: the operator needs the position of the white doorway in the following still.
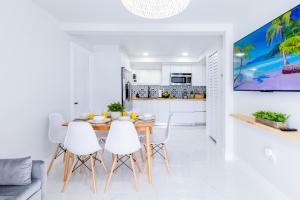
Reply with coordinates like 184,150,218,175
70,42,92,118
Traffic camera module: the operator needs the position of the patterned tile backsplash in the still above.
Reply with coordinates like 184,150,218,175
132,85,206,98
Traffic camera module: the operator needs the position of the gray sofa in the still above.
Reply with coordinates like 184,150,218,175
0,160,46,200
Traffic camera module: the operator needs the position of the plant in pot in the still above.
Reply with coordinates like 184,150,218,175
107,102,124,120
252,111,289,129
162,91,170,98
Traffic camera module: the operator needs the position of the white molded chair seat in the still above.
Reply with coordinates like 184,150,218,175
47,113,67,176
62,122,107,193
141,126,168,145
95,130,108,147
104,121,141,192
96,131,108,140
105,121,141,155
141,113,173,175
48,113,67,144
64,122,101,156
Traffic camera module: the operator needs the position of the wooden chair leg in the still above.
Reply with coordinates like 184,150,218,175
162,144,171,175
151,145,155,159
130,154,139,192
98,152,108,173
63,150,66,162
70,155,76,175
90,155,97,193
61,156,76,192
47,144,60,176
104,155,117,192
63,151,70,181
133,153,142,174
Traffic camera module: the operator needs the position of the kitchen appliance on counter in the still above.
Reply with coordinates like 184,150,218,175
121,67,133,111
170,73,192,85
194,93,205,99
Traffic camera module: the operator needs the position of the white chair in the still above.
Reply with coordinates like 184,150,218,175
141,113,173,175
95,130,108,149
62,122,107,193
104,121,141,192
47,113,67,175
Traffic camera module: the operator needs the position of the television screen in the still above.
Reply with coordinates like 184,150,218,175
233,4,300,91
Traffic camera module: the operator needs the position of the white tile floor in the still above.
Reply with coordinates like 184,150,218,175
46,126,286,200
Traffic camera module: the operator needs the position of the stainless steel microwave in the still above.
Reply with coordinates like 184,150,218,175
170,73,192,85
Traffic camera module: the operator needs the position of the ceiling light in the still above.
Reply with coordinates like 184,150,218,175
182,52,189,56
121,0,191,19
143,52,149,56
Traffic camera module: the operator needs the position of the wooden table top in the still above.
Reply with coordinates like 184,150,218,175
63,119,154,131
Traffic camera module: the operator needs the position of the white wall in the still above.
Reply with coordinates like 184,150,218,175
232,3,300,199
234,93,300,199
234,2,299,41
91,45,123,113
0,0,71,159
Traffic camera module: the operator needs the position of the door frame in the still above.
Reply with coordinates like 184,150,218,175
69,42,93,119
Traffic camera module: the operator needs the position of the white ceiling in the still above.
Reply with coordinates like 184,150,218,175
33,0,299,60
75,34,220,58
34,0,299,39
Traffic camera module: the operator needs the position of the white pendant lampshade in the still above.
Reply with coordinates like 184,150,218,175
121,0,191,19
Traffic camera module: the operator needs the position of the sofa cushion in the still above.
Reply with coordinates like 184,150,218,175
0,157,32,186
0,179,41,200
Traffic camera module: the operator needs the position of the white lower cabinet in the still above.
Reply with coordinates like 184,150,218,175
153,100,170,124
132,100,206,125
169,101,195,125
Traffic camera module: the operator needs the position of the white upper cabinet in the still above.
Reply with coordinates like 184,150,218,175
192,64,206,86
134,69,162,85
134,63,206,86
171,65,192,73
161,65,171,85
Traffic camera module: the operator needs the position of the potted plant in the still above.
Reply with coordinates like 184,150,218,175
162,91,170,98
107,102,124,119
252,111,289,129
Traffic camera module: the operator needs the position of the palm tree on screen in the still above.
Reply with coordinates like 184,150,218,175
234,44,255,84
279,36,300,56
266,11,292,65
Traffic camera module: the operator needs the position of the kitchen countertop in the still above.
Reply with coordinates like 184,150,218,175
132,98,206,101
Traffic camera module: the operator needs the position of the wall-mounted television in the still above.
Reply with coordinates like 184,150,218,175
233,4,300,91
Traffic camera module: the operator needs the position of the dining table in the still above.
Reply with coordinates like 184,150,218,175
62,118,155,184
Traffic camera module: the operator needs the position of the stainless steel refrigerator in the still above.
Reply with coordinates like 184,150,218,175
121,67,133,111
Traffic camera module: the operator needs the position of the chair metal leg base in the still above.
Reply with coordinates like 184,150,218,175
104,153,140,192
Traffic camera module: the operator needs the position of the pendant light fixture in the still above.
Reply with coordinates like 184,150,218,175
121,0,191,19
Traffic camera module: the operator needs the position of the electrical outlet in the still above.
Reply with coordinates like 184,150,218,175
264,147,277,164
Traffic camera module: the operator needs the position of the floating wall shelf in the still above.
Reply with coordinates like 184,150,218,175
231,113,300,141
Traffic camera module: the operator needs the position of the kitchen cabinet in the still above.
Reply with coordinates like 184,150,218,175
152,100,170,124
132,99,206,125
161,65,171,86
134,64,206,87
171,65,192,73
194,101,206,124
192,64,206,86
134,69,162,85
132,100,169,124
169,100,195,124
